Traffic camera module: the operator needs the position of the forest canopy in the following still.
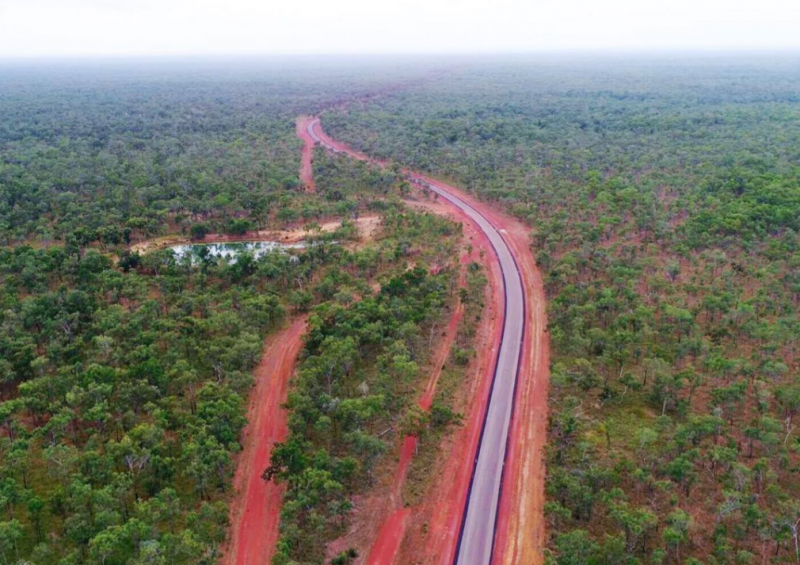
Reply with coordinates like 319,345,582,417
323,55,800,564
4,54,800,564
0,59,457,565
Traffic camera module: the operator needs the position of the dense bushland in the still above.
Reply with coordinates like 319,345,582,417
0,59,441,246
267,202,463,564
324,55,800,564
0,60,452,565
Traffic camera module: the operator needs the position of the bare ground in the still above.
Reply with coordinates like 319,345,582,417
221,317,307,565
131,216,380,255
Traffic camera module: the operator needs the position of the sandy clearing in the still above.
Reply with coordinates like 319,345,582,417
130,216,381,255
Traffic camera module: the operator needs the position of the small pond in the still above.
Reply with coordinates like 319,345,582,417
168,241,306,263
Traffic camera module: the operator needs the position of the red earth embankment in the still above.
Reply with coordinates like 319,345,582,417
492,206,550,565
222,317,307,565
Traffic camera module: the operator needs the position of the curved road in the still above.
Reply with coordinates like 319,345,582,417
308,118,526,565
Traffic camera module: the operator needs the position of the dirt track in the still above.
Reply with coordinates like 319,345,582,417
222,317,307,565
308,118,550,565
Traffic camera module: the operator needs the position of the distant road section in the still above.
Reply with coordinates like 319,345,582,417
296,116,317,192
308,118,526,565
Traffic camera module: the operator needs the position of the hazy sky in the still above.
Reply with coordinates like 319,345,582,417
1,0,799,58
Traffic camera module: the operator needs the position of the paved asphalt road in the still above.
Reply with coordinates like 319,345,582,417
308,118,526,565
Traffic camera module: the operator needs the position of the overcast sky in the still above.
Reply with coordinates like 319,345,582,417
1,0,799,58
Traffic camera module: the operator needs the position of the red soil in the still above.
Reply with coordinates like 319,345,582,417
222,317,307,565
296,116,317,193
367,508,412,564
363,441,415,565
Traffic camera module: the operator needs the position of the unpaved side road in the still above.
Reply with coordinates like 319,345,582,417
222,317,307,565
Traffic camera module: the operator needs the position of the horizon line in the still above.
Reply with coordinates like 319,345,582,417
2,47,800,63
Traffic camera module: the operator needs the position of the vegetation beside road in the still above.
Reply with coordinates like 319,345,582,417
266,199,463,565
6,54,800,564
403,259,486,507
0,61,456,565
324,56,800,564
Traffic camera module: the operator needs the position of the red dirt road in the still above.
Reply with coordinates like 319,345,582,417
222,317,307,565
367,508,412,564
296,116,317,192
309,118,550,565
